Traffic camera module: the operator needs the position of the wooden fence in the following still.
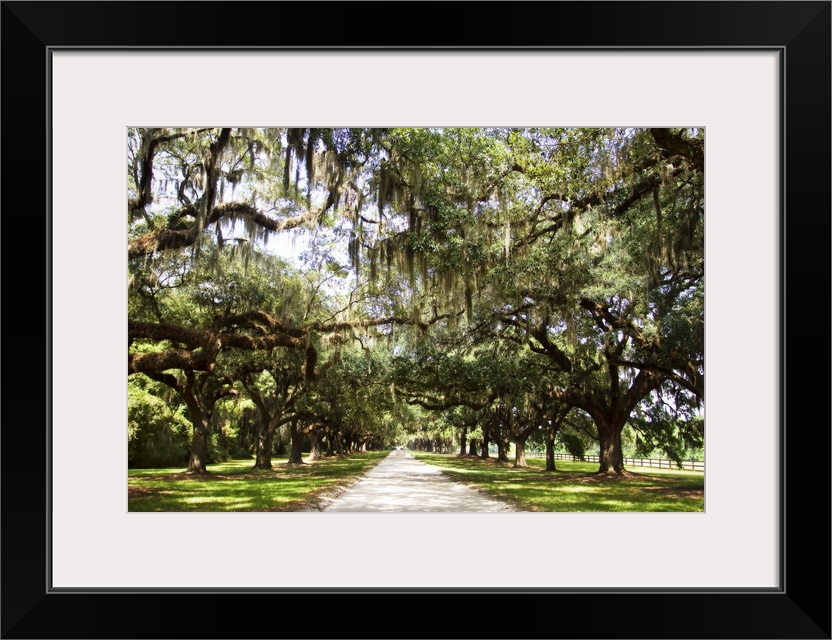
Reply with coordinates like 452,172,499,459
528,452,704,472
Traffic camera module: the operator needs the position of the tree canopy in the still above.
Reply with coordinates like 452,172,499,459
128,127,704,474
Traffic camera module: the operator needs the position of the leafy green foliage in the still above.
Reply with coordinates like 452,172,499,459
560,432,588,460
128,377,190,468
128,127,705,480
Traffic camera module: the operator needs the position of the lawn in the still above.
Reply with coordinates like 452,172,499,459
128,450,704,512
128,451,389,512
412,452,704,512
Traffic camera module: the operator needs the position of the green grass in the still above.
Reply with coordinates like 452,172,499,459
128,450,704,513
128,451,389,512
411,453,704,512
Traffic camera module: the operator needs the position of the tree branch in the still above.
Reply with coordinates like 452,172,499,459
650,128,704,171
611,359,703,399
128,202,324,258
129,342,221,375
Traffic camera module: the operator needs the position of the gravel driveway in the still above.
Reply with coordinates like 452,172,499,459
319,449,519,512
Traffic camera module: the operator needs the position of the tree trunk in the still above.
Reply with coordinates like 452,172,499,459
497,438,509,462
480,433,490,459
287,420,305,465
308,431,321,461
182,393,210,474
459,427,467,456
252,426,273,469
468,438,478,457
597,419,626,474
513,436,528,468
187,417,210,474
545,430,556,472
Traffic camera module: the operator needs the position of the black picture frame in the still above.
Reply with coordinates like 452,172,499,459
2,2,829,638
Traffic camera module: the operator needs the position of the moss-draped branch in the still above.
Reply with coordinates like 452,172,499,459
128,202,324,258
128,309,455,377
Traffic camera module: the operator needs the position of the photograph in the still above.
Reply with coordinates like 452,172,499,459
127,127,706,514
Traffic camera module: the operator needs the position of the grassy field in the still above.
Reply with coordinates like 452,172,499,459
128,449,704,513
128,451,388,512
412,452,704,512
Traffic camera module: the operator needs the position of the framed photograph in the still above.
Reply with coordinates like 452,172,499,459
3,2,829,638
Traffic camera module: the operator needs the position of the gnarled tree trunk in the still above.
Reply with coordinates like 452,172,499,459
185,402,210,474
561,368,659,476
597,418,625,474
287,420,305,465
253,425,274,469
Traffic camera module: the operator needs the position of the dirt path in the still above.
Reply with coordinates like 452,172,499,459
319,449,519,512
